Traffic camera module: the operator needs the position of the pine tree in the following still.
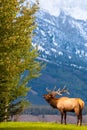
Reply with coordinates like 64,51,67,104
0,0,43,121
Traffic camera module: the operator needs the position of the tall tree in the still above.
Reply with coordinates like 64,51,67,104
0,0,42,122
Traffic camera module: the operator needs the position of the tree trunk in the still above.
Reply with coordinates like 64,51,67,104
3,103,8,122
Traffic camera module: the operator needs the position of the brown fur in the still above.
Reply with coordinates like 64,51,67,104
76,98,85,109
43,93,85,125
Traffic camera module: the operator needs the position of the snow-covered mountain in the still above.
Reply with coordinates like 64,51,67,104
33,10,87,69
27,9,87,105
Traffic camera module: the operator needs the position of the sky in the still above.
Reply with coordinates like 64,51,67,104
38,0,87,20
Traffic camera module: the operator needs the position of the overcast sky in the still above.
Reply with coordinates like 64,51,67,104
38,0,87,20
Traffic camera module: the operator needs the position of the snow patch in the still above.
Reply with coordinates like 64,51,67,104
38,45,45,51
85,53,87,57
51,48,56,52
41,30,46,36
84,43,87,47
72,21,87,40
76,50,80,55
53,42,58,46
68,56,72,59
58,51,63,56
45,51,50,55
71,64,84,69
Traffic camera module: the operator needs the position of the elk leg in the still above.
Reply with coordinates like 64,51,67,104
64,112,67,125
75,108,80,125
77,115,79,125
77,115,80,126
80,111,82,126
61,112,63,124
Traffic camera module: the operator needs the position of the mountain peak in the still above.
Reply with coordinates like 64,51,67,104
34,9,87,65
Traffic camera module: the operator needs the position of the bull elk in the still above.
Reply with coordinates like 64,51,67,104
43,86,85,125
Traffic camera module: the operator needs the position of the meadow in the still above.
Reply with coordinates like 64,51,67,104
0,122,87,130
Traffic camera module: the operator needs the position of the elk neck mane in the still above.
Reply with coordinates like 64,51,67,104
48,96,59,108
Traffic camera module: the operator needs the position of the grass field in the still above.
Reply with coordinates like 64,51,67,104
0,122,87,130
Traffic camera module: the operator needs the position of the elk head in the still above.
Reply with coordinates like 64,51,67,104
43,86,70,101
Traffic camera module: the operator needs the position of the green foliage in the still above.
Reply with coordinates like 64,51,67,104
0,122,87,130
0,0,43,121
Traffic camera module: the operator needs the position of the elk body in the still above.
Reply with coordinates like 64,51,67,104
43,87,85,125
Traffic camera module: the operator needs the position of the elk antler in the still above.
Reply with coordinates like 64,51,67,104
46,86,70,96
46,87,52,93
55,86,70,95
46,86,57,93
